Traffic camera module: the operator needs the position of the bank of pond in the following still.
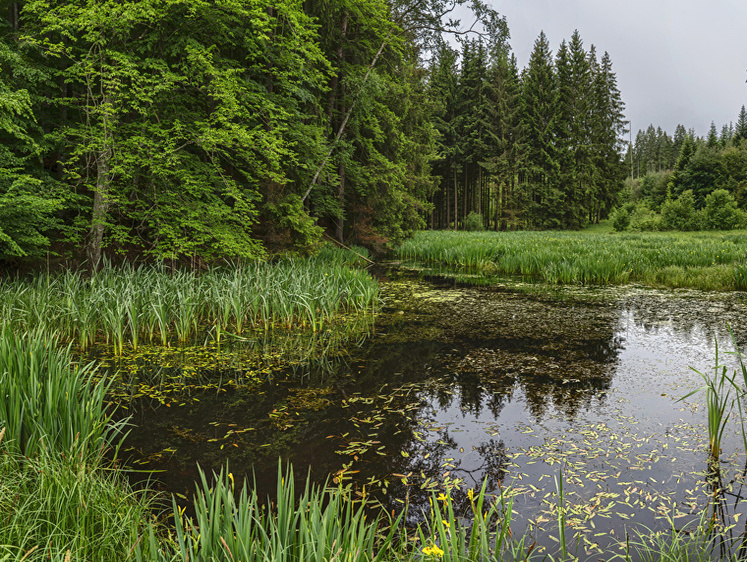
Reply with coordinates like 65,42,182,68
4,234,747,560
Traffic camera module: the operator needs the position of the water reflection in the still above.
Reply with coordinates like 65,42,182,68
121,267,747,558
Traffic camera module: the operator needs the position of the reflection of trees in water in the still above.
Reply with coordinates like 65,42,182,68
620,293,747,349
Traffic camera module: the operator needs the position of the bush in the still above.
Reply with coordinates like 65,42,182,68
463,211,485,231
660,190,701,231
703,189,744,230
611,208,631,231
629,202,661,231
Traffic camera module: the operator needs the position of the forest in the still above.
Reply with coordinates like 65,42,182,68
0,0,629,268
617,110,747,231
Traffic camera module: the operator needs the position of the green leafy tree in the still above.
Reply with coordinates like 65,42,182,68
23,0,330,263
703,188,744,230
0,32,60,261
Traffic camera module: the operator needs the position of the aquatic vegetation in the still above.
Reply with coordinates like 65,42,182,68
0,257,379,355
682,354,735,461
398,230,747,289
0,326,123,458
136,464,535,561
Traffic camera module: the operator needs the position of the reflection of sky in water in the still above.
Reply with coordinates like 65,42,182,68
391,282,747,558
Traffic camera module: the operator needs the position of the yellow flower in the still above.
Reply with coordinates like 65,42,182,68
467,488,474,501
422,545,444,557
442,519,450,529
437,492,448,502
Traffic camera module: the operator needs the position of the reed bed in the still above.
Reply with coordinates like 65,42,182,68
0,326,122,457
0,257,379,355
397,230,747,289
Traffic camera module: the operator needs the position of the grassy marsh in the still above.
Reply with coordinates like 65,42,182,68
397,230,747,290
0,255,378,355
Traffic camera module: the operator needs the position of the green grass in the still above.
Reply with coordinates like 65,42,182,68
0,433,157,562
0,255,379,355
397,230,747,289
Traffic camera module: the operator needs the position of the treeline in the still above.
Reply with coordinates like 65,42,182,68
617,106,747,231
427,30,628,232
0,1,628,267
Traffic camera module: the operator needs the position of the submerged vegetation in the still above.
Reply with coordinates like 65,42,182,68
398,230,747,289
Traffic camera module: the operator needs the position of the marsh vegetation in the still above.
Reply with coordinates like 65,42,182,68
398,230,747,289
4,239,747,560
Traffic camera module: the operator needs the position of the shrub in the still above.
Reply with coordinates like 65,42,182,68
611,207,631,231
629,201,661,231
703,189,743,230
660,190,701,231
463,211,485,231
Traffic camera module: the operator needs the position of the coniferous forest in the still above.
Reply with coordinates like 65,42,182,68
0,0,629,267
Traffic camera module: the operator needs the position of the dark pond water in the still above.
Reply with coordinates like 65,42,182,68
120,265,747,559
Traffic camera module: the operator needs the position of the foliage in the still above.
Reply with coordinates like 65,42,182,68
660,190,700,231
0,38,61,262
463,211,485,231
611,207,630,231
428,28,627,232
628,201,660,231
703,189,745,231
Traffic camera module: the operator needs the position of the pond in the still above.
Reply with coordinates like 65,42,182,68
119,265,747,559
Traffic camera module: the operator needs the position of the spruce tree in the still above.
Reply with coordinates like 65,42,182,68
735,105,747,142
519,31,558,228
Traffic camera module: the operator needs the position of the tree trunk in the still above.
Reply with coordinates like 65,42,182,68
336,162,345,242
88,145,110,267
87,89,112,269
453,168,458,230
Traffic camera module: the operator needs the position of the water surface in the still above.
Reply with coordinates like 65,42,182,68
122,266,747,558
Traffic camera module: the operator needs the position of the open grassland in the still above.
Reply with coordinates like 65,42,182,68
397,230,747,290
0,254,378,356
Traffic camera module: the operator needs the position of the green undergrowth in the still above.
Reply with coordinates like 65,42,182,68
398,230,747,290
0,430,158,561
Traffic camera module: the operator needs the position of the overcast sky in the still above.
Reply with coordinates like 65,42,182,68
473,0,747,137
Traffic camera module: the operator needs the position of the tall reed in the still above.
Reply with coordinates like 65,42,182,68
0,256,379,354
0,326,124,458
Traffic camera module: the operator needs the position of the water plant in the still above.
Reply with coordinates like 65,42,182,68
0,326,123,458
0,256,379,354
161,465,400,561
397,230,747,289
680,342,736,462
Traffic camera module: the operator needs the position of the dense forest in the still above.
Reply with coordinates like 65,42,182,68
0,0,629,267
618,107,747,231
